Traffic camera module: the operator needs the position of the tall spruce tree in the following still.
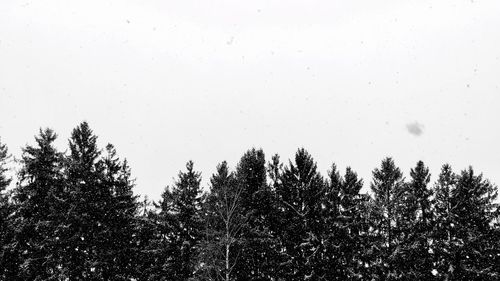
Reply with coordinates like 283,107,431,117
320,164,344,279
99,144,139,280
394,161,433,279
432,164,456,280
9,129,65,280
320,165,370,280
275,148,325,280
158,160,204,280
63,122,104,279
61,122,118,279
339,167,370,280
0,138,15,279
232,148,278,280
448,167,499,280
370,157,405,280
433,165,500,280
59,122,141,280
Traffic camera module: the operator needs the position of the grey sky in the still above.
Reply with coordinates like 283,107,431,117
1,0,499,200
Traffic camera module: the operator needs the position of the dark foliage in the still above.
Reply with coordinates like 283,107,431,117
0,125,499,280
155,160,204,280
0,138,15,279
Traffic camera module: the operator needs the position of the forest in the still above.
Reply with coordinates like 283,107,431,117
0,121,498,281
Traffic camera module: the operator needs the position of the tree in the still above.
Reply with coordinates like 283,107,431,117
369,157,405,280
158,160,204,280
99,144,139,280
197,161,244,281
9,129,66,280
433,165,500,280
62,122,105,279
59,122,142,280
0,138,15,279
319,164,371,280
231,148,279,280
275,148,326,280
432,164,457,280
394,161,433,279
319,164,344,279
448,167,499,280
339,167,370,280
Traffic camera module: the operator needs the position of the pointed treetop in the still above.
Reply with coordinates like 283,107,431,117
410,161,431,185
343,167,364,195
328,163,342,189
236,148,266,182
35,128,57,146
371,157,403,186
409,161,432,200
210,161,231,186
293,148,317,176
68,121,100,168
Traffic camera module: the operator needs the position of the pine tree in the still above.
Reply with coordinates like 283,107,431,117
339,167,370,280
448,167,499,280
395,161,433,279
158,160,204,280
369,157,405,280
275,148,325,280
232,148,279,280
319,165,370,280
56,122,142,280
0,138,15,279
99,144,139,280
432,164,456,279
61,122,115,279
433,165,500,280
320,164,344,279
9,129,66,280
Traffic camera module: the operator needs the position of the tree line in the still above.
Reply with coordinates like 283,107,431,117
0,122,498,280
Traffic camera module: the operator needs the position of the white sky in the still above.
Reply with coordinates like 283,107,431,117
1,0,499,200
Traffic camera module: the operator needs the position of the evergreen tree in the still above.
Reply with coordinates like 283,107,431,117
275,148,325,280
432,164,457,280
158,160,204,280
63,122,103,279
9,129,66,280
369,157,405,280
99,144,139,280
339,167,370,280
232,148,279,280
395,161,433,279
0,138,15,279
320,165,370,280
57,122,141,280
448,167,499,280
320,164,344,279
433,165,500,280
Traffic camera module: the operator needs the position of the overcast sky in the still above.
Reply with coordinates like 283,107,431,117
1,0,499,200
